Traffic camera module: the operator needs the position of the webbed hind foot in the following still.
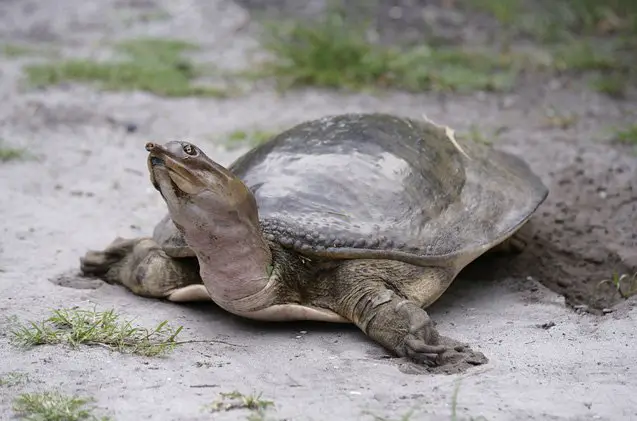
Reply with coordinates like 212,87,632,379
80,237,205,300
80,237,139,278
488,220,534,255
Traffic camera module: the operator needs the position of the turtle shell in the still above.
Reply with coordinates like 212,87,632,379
228,113,548,266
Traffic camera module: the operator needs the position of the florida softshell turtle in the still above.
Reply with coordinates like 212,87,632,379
80,113,548,366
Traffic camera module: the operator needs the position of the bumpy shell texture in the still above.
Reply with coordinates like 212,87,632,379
227,113,548,265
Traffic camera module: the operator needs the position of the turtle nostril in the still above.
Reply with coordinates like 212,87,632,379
145,142,155,152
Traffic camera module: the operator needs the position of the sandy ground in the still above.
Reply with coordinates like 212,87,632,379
1,0,636,420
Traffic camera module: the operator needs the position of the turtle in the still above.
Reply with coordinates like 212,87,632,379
80,113,548,366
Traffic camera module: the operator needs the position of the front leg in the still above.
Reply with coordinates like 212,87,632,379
319,260,488,367
356,291,447,364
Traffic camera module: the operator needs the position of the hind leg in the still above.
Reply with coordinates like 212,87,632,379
80,237,210,302
487,220,534,255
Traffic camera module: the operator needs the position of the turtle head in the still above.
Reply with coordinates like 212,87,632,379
145,140,274,312
144,140,259,236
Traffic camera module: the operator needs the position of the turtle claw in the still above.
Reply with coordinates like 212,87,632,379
393,301,488,368
394,301,450,366
404,336,448,366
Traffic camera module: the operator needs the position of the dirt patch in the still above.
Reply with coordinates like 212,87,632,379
524,160,636,311
49,270,104,290
471,154,637,313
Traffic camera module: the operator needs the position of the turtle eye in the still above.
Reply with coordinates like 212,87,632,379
182,143,197,156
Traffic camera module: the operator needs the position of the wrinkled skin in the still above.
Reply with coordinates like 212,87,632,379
80,114,545,367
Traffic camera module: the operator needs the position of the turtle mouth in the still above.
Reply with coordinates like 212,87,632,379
146,144,202,196
150,156,165,167
147,156,167,191
147,155,166,192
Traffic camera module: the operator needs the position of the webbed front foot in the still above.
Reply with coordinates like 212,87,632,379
394,301,488,367
395,300,447,366
354,294,453,367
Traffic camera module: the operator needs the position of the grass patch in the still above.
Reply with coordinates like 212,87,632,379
13,391,111,421
459,124,503,145
614,125,637,145
549,38,632,71
590,75,628,98
220,129,278,149
469,0,523,26
550,41,619,72
206,391,274,415
1,43,58,59
597,272,637,299
2,43,35,57
0,371,28,387
468,0,637,40
254,11,518,93
465,0,637,97
10,307,183,356
0,141,27,162
535,0,637,38
24,38,229,97
547,39,634,97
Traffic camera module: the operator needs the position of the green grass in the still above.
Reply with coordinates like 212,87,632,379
10,307,183,356
0,371,28,387
468,0,637,39
0,140,27,162
460,125,499,145
254,11,519,93
0,147,26,162
469,0,523,26
591,75,628,98
614,125,637,145
550,41,620,72
537,0,637,37
2,43,35,57
465,0,637,97
1,43,58,58
550,39,634,96
206,391,274,414
13,391,111,421
24,38,229,97
220,129,278,149
249,3,635,96
597,272,637,298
